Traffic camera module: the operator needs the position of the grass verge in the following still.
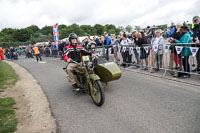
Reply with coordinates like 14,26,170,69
0,97,17,133
0,61,18,133
0,61,18,91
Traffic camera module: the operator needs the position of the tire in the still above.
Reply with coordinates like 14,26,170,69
90,80,105,106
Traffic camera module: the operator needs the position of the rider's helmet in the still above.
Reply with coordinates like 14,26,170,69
69,33,78,44
87,41,96,49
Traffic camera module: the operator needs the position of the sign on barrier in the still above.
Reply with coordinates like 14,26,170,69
175,46,183,54
164,45,170,53
189,47,199,56
94,48,104,57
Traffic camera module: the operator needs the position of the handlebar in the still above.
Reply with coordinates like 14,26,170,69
69,55,98,65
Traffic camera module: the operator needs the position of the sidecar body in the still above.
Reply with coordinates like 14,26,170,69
94,62,122,83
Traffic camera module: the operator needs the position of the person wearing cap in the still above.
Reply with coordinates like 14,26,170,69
192,16,200,72
104,32,111,61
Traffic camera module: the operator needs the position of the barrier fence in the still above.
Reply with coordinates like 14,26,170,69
12,43,200,77
91,43,200,77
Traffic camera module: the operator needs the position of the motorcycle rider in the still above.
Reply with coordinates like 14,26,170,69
64,33,95,89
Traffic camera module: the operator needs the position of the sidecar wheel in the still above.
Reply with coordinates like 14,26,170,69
90,80,105,106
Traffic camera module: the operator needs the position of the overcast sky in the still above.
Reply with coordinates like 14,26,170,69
0,0,200,30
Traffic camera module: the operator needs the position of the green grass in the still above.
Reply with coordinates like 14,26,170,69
0,97,18,133
0,62,18,132
0,62,18,91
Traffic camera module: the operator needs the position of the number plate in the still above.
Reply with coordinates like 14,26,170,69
82,56,89,61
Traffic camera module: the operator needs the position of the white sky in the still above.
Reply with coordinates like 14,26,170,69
0,0,200,30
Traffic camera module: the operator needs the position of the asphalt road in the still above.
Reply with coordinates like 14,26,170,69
14,57,200,133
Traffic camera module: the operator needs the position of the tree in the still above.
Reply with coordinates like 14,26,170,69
104,24,118,35
93,24,104,36
29,32,53,44
125,25,132,33
67,23,83,36
117,26,124,32
0,28,16,42
59,24,67,30
80,25,93,36
13,28,31,42
41,26,53,35
135,26,142,31
59,28,70,39
25,25,40,34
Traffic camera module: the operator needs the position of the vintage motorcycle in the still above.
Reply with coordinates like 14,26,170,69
64,55,105,106
26,50,33,58
63,48,122,106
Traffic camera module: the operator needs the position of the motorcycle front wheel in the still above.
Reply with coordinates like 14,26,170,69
90,80,105,106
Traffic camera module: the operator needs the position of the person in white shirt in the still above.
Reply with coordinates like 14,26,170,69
151,29,164,71
120,34,132,67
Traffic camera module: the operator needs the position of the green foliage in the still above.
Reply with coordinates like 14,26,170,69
41,26,53,35
0,23,123,47
117,26,124,32
0,62,18,91
135,26,142,31
125,25,132,33
0,97,17,133
94,24,104,36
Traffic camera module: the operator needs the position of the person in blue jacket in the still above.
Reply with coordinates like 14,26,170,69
104,32,111,61
170,26,192,78
168,22,177,37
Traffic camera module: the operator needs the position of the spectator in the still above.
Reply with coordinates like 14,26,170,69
168,22,176,37
171,26,192,78
120,34,132,68
0,47,4,61
151,29,164,71
169,23,183,71
65,39,70,47
83,38,89,48
192,16,200,72
119,31,124,43
146,26,154,44
93,36,101,46
111,34,120,65
100,36,105,46
58,40,65,60
131,31,140,68
88,35,91,41
135,32,148,70
104,32,111,61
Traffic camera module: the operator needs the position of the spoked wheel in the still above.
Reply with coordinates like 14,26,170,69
90,80,105,106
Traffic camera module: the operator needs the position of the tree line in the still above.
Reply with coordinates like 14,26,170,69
0,23,135,48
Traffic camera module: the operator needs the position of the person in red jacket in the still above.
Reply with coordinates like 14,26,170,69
0,47,4,61
64,33,93,89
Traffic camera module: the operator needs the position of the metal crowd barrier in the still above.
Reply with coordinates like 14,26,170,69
91,43,200,77
35,43,200,77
